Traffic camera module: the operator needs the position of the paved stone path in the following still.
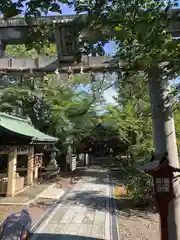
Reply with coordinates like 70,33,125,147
32,167,114,240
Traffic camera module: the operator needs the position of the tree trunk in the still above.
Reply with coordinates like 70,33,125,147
148,66,180,240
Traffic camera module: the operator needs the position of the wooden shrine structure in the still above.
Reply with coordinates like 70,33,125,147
0,112,57,197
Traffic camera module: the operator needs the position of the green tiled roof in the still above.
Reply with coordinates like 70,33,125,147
0,112,58,143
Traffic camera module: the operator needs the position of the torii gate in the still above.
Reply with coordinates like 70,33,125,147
0,9,179,75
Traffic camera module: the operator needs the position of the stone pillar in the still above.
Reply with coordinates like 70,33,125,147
148,66,180,240
86,154,89,165
55,25,63,64
34,166,38,180
84,153,86,167
27,146,34,186
0,40,6,58
34,154,39,180
7,146,17,197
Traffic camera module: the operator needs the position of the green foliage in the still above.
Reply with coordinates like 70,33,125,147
75,0,180,76
101,72,154,205
0,75,94,141
0,1,72,50
0,70,110,157
126,169,154,207
2,43,109,148
5,44,57,57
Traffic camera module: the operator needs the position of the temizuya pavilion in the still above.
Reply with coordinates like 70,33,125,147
0,112,58,197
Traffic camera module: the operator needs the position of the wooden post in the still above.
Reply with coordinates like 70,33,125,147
27,146,34,186
7,146,17,197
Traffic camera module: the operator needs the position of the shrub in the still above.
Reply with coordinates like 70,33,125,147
125,168,155,208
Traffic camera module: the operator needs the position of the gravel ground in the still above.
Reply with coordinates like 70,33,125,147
111,167,160,240
115,197,160,240
117,209,160,239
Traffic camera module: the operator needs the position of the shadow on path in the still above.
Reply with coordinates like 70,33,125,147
86,156,156,220
32,233,104,240
61,190,114,215
60,188,150,220
58,156,154,221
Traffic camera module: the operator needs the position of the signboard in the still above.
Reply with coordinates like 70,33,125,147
34,154,43,167
85,154,89,165
55,25,78,63
71,156,77,172
60,27,75,56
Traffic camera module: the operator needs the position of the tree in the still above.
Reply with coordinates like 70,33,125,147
0,71,109,172
0,43,111,151
0,43,117,162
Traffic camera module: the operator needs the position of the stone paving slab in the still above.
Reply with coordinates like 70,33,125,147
32,167,112,240
38,186,65,200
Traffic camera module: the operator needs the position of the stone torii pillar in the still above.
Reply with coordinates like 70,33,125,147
0,40,6,58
